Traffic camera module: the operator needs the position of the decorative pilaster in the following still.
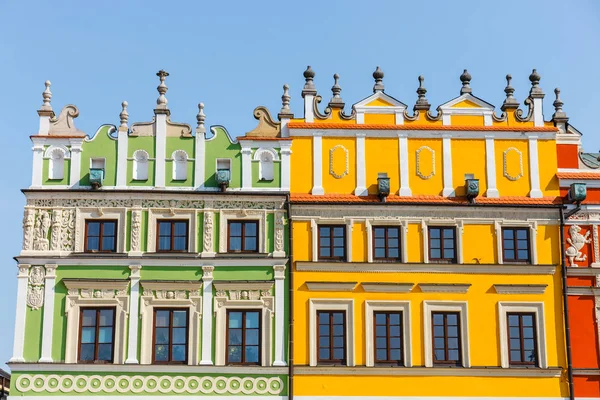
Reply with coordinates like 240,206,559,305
201,211,215,257
442,135,454,197
130,209,142,256
528,136,543,198
273,265,287,366
200,266,214,365
22,208,35,251
421,221,429,263
280,142,292,191
195,103,206,189
593,225,600,268
50,210,61,251
116,101,129,188
10,264,30,362
241,146,252,190
529,69,545,127
69,138,83,188
398,133,411,196
125,265,142,364
485,136,499,198
27,266,45,309
154,70,169,188
274,213,286,258
31,139,44,188
355,134,367,196
40,264,57,362
302,66,317,123
311,133,324,195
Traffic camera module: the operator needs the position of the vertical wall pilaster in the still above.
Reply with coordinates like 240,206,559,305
10,264,30,362
155,114,167,188
355,134,367,196
280,142,292,191
398,133,411,196
311,133,324,195
528,136,543,198
125,265,142,364
200,266,214,365
31,139,45,188
39,264,57,362
273,265,287,366
116,128,128,188
442,134,454,197
241,146,252,190
69,138,84,188
485,136,499,198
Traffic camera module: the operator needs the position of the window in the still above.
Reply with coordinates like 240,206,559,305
374,311,403,365
85,220,117,252
373,226,401,262
227,310,261,365
503,228,530,263
432,312,461,366
259,151,274,181
78,308,115,363
319,225,346,261
228,221,258,252
90,158,106,170
156,220,188,252
132,150,149,180
317,311,346,365
153,309,188,364
48,148,65,180
429,227,456,263
172,150,188,181
507,313,537,366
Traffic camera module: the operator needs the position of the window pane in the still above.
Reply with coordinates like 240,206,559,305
82,310,97,326
430,238,441,250
433,313,444,325
244,237,257,251
510,338,521,350
333,325,344,336
87,222,100,236
510,350,521,362
320,237,330,247
229,312,242,328
173,311,187,327
388,228,399,238
230,223,242,236
98,344,112,361
388,238,399,248
434,349,445,360
319,227,330,237
173,237,186,251
443,238,454,250
98,327,113,343
158,222,171,236
320,247,331,257
103,222,115,236
375,238,385,248
230,237,242,251
156,311,170,327
447,338,458,349
245,223,257,236
448,350,460,361
388,248,399,259
245,346,259,363
430,229,440,239
443,228,454,238
522,315,534,327
333,313,344,324
99,310,114,326
375,248,386,258
374,228,385,238
154,345,168,361
524,339,535,351
434,338,445,349
333,247,345,257
333,227,344,237
376,325,386,336
390,349,401,361
319,313,329,324
523,327,534,339
517,230,528,240
443,249,455,259
246,312,260,328
504,239,515,250
430,248,441,259
80,344,95,361
173,328,187,344
229,329,242,345
509,327,520,338
389,313,400,324
508,314,519,326
158,237,171,251
102,237,115,251
319,348,330,360
174,222,187,236
228,346,242,362
524,349,536,363
504,250,515,260
172,345,186,361
334,237,344,247
155,328,169,345
447,326,458,337
376,349,387,361
319,324,329,335
87,237,99,251
504,229,514,239
390,337,401,348
319,336,329,347
518,250,529,260
81,327,96,344
333,337,344,348
246,329,259,345
390,325,400,337
333,348,344,360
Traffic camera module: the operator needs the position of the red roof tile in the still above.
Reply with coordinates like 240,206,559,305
287,122,557,132
290,193,560,205
557,172,600,180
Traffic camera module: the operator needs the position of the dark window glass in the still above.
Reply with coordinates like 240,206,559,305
317,311,346,364
227,310,261,365
319,225,346,261
78,308,115,363
227,221,259,253
507,313,538,366
429,227,456,263
85,220,117,252
374,311,403,365
156,220,188,252
432,312,461,366
153,309,188,363
502,228,530,263
373,227,401,262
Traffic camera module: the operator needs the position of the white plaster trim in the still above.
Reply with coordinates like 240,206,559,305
43,145,71,159
273,265,286,366
280,143,291,191
194,128,206,189
485,137,499,197
17,256,288,268
304,94,315,123
253,147,280,161
39,264,57,362
241,145,252,190
116,128,128,188
31,140,44,188
361,282,414,293
398,134,411,196
9,364,288,374
442,135,454,197
560,179,600,189
494,284,547,294
309,298,355,367
533,97,544,127
200,266,214,365
498,302,547,368
494,221,538,265
125,265,141,364
566,286,600,296
147,209,197,253
423,301,470,367
354,135,367,196
10,264,30,362
353,91,407,113
218,209,267,254
419,283,471,293
311,134,324,195
528,136,543,198
155,114,166,187
75,208,127,253
9,397,286,400
365,300,411,367
305,281,357,291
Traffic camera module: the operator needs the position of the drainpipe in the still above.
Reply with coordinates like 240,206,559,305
286,193,294,400
559,206,575,400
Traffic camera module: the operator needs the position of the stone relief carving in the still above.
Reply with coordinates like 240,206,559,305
503,147,524,181
27,266,45,310
33,211,51,251
245,106,281,138
22,209,35,251
416,146,435,180
566,224,592,267
203,212,214,253
50,210,61,250
594,226,600,265
329,145,349,179
274,213,285,254
131,209,142,252
60,209,75,251
48,105,86,136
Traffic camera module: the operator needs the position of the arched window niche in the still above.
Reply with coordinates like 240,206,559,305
172,150,188,181
254,148,279,182
45,146,70,180
132,150,149,181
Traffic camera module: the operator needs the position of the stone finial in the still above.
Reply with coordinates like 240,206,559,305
501,74,519,110
301,66,317,97
119,101,129,129
41,80,52,111
156,70,169,110
529,68,544,97
278,84,294,119
373,66,384,93
328,73,344,108
196,103,206,130
414,75,431,111
460,69,472,95
552,88,568,122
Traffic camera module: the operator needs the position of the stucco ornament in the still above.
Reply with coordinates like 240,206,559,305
566,225,592,267
50,210,62,250
274,213,285,255
329,145,349,179
203,212,214,252
131,209,142,252
60,209,75,251
22,208,35,250
416,146,435,180
33,211,51,251
27,266,45,309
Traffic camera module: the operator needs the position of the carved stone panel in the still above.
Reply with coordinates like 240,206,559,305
566,224,592,267
27,266,45,310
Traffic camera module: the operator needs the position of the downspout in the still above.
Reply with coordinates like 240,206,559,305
286,193,294,400
559,206,576,400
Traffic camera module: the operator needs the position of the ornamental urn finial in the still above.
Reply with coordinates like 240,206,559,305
501,74,519,110
301,66,317,97
414,75,431,111
328,73,344,108
278,84,294,119
156,70,169,109
552,88,568,122
41,80,52,111
119,101,129,129
196,102,206,127
460,69,472,95
373,66,384,93
529,69,544,97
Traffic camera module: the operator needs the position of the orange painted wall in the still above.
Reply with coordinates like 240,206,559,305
567,276,596,287
568,296,600,369
574,375,600,397
557,144,580,169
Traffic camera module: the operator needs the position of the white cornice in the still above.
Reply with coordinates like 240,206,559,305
305,281,357,292
293,366,562,377
566,267,600,276
295,261,556,275
559,179,600,188
361,282,414,293
494,284,548,294
288,128,556,140
566,286,600,296
419,283,471,293
15,256,288,268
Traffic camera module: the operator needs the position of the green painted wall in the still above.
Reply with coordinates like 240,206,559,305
166,136,195,187
127,136,156,186
79,126,118,187
140,267,202,281
204,127,241,188
23,307,43,361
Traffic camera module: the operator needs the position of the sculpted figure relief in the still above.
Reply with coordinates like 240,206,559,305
566,224,592,267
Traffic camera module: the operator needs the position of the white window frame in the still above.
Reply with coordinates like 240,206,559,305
90,157,106,169
148,209,197,253
139,281,202,365
365,300,412,367
132,149,150,181
423,301,470,367
498,302,547,368
171,149,189,181
213,281,274,367
253,148,280,182
366,219,408,263
219,210,267,254
311,218,354,262
309,298,355,367
495,221,538,265
63,279,129,364
75,208,127,253
216,158,231,173
422,220,464,264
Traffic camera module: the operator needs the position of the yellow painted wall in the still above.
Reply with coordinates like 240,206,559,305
290,137,313,193
539,139,560,195
322,138,356,194
364,113,395,125
495,140,530,197
365,138,399,195
452,139,487,196
462,224,497,264
408,139,444,196
451,115,485,126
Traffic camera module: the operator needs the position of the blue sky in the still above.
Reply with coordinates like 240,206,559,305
0,0,599,370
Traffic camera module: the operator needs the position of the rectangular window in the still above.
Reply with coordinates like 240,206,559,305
503,228,530,263
374,311,403,365
432,311,461,366
429,227,456,263
317,311,346,364
153,309,188,364
78,308,115,363
156,220,188,252
319,225,346,261
507,313,538,366
227,310,261,365
373,226,401,262
85,220,117,252
228,221,259,253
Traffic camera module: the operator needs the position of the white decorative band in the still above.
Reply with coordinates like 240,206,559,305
15,374,284,395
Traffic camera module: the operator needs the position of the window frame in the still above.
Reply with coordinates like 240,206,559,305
365,301,412,367
151,308,189,365
155,219,189,253
431,311,462,366
423,301,470,368
373,311,404,366
84,220,118,253
316,310,347,365
498,302,547,368
225,309,262,365
428,226,457,264
372,226,402,262
77,307,116,364
507,312,538,367
318,225,347,262
502,227,531,264
309,299,355,367
227,220,259,253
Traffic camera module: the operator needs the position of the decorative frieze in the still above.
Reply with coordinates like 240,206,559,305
33,210,51,251
60,209,75,251
203,211,214,255
26,265,45,310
